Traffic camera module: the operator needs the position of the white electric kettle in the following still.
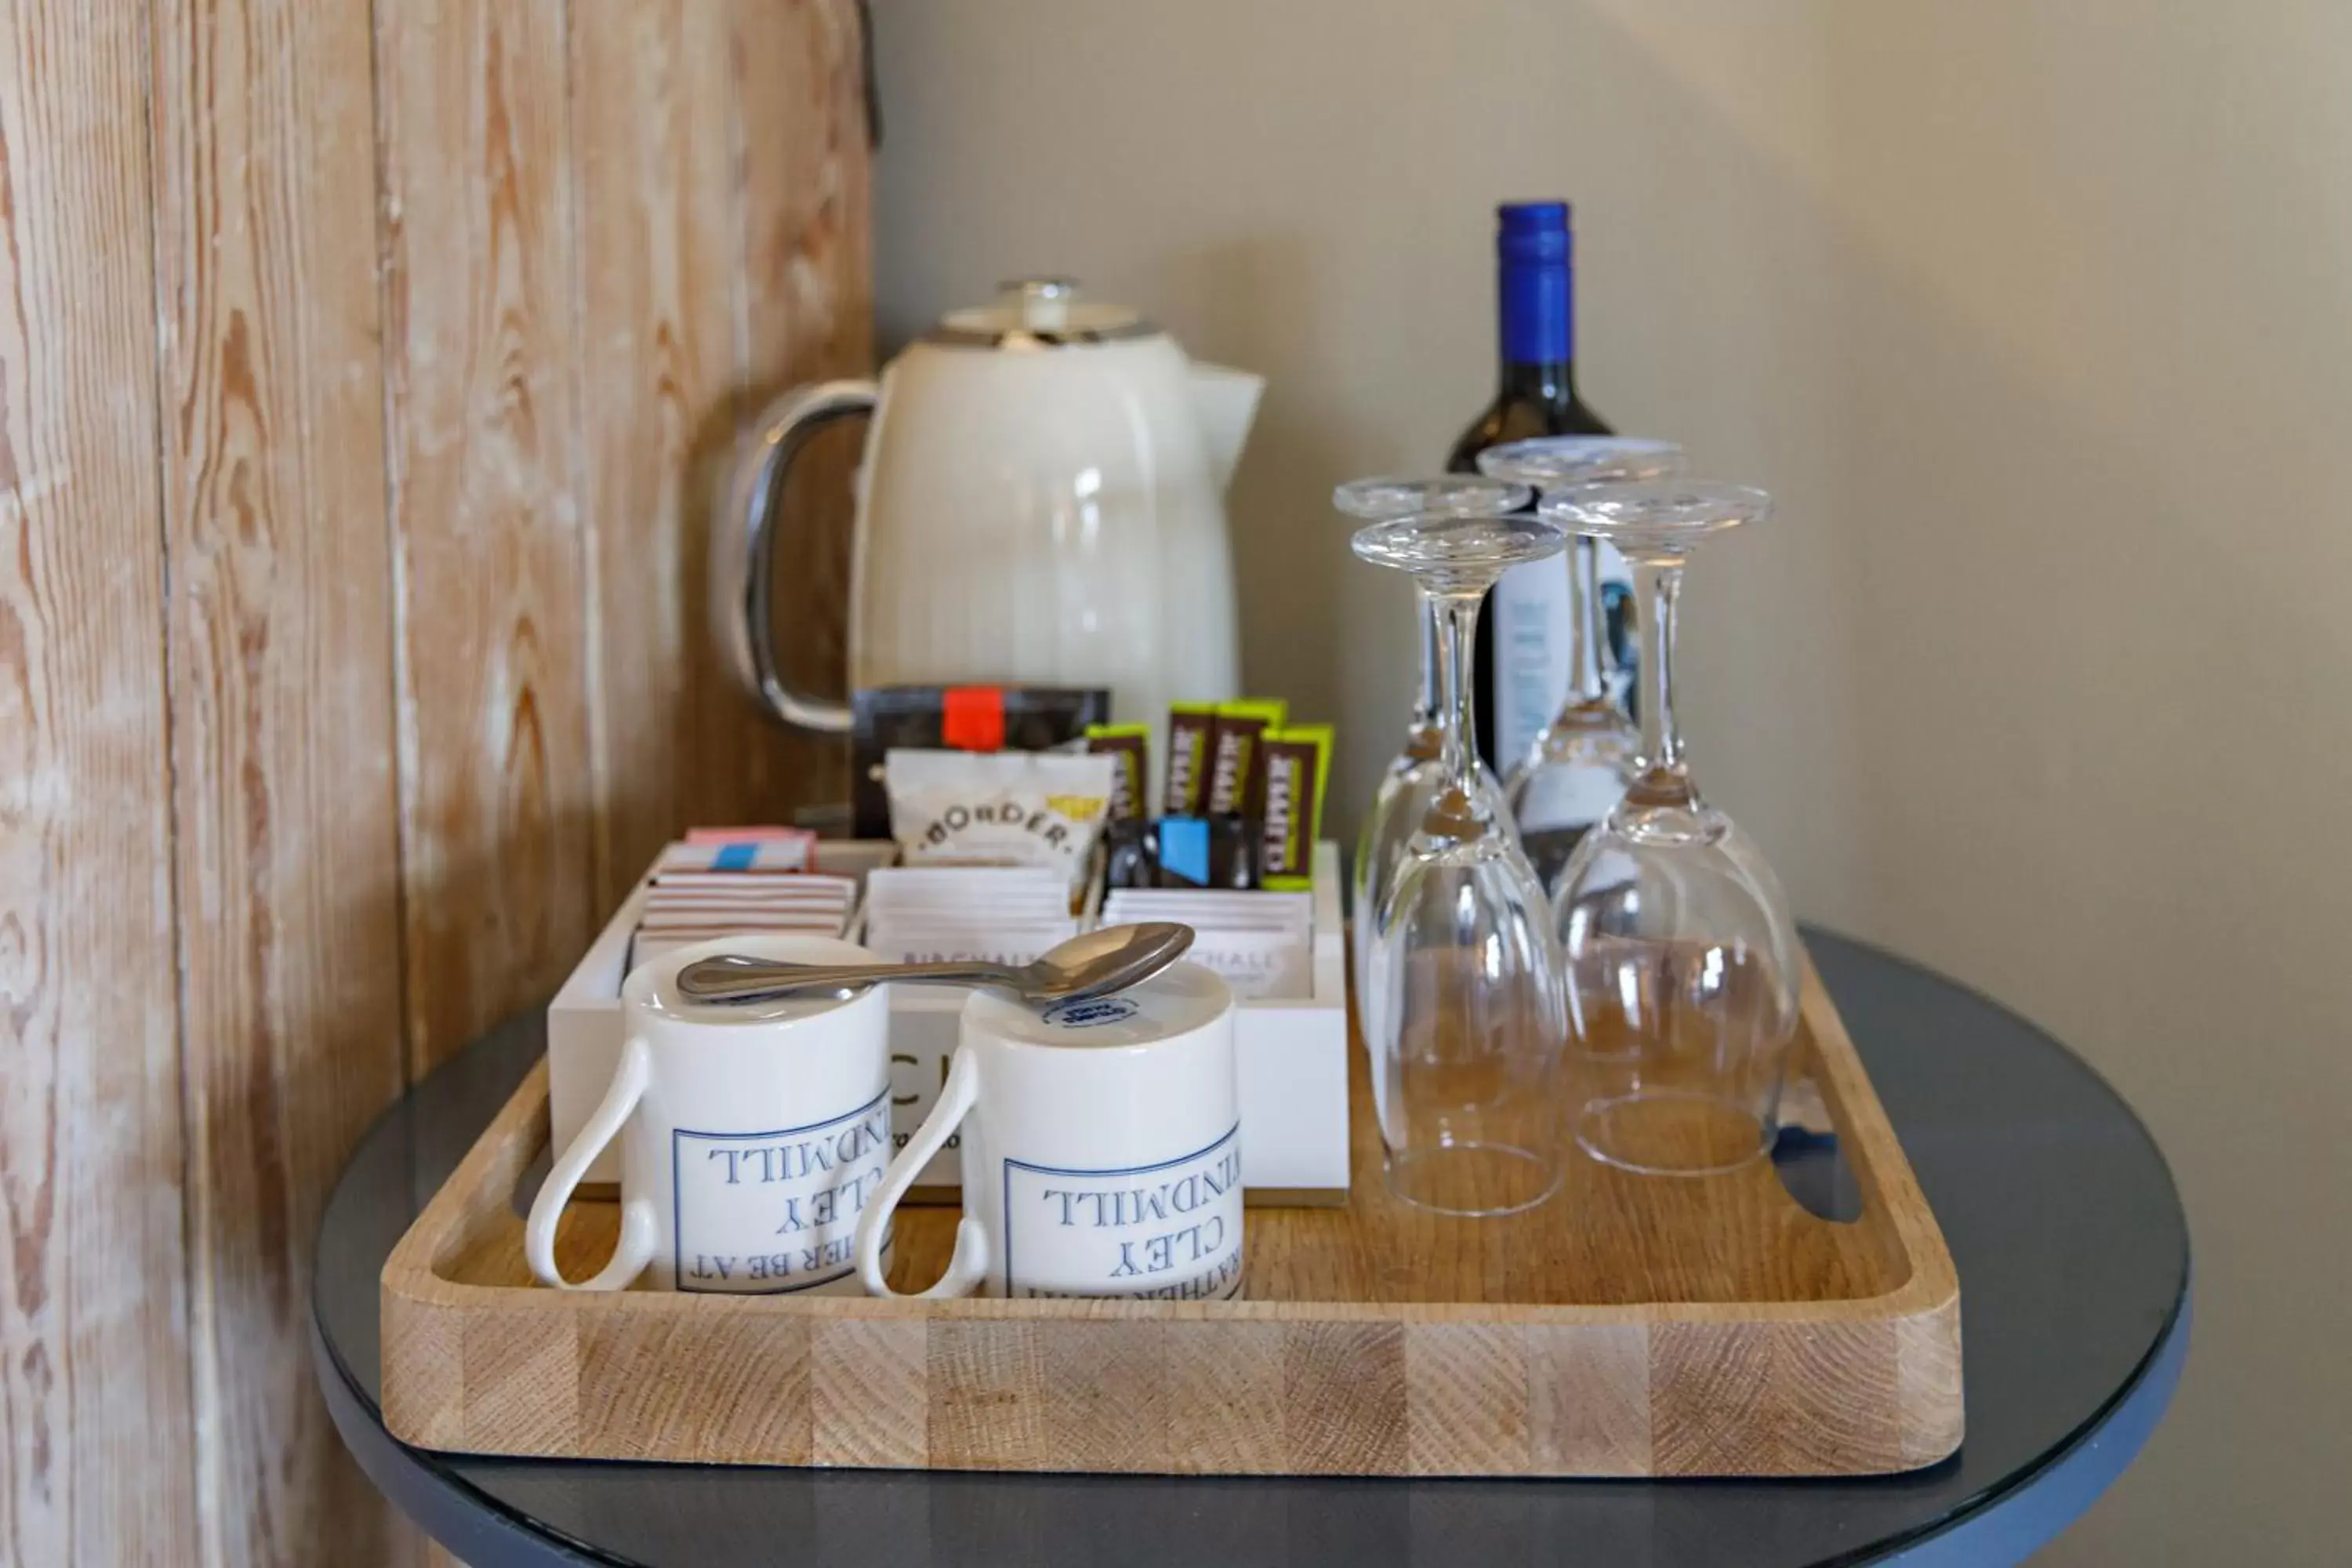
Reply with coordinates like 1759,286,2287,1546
716,278,1263,739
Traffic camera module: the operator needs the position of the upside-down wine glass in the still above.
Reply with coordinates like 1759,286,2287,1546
1475,437,1687,887
1332,476,1527,1014
1352,508,1569,1216
1541,479,1802,1176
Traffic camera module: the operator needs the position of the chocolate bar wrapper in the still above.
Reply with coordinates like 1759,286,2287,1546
850,684,1109,839
1258,724,1330,891
1085,723,1151,822
1204,698,1287,818
1163,702,1218,818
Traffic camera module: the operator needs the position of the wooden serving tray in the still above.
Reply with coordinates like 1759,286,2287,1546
381,960,1962,1477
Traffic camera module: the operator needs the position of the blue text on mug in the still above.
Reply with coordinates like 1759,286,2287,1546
1001,1123,1243,1300
671,1088,892,1292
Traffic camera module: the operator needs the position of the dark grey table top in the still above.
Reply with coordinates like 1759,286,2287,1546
313,928,2190,1566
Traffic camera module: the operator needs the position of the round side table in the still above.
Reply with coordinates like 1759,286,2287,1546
314,928,2189,1566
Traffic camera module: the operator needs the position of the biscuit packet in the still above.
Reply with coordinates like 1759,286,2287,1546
883,749,1116,901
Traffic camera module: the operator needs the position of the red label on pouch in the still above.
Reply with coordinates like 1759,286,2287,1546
941,686,1007,752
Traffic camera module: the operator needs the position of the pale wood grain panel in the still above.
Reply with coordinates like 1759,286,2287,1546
1650,1319,1904,1475
461,1301,579,1459
927,1319,1051,1469
0,2,198,1558
2,0,873,1553
1527,1321,1651,1475
577,1309,813,1465
1163,1319,1286,1473
1896,1298,1966,1468
735,0,872,409
380,965,1965,1477
1040,1319,1170,1472
376,0,596,1074
379,1292,467,1454
810,1316,927,1466
728,0,871,819
1404,1323,1528,1475
570,1,752,909
146,0,412,1560
1285,1321,1408,1473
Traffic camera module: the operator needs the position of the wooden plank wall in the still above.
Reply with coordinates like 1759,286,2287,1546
0,1,870,1562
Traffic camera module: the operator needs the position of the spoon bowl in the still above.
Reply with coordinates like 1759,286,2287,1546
673,922,1196,1010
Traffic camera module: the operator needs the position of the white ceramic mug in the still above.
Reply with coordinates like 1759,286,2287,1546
855,962,1243,1301
526,935,893,1294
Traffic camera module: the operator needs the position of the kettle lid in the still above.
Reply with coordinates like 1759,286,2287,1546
928,278,1160,347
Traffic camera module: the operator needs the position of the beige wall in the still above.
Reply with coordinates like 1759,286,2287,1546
873,0,2349,1559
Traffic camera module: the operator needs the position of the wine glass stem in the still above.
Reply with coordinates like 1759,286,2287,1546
1633,557,1690,790
1430,587,1486,805
1412,593,1443,734
1568,539,1608,706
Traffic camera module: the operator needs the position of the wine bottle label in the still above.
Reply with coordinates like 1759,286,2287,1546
1489,545,1632,768
1516,761,1627,834
1490,559,1570,768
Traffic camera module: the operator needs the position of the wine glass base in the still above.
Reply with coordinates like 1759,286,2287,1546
1575,1091,1773,1178
1383,1142,1563,1218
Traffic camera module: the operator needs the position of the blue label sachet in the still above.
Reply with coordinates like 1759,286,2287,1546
1156,815,1211,887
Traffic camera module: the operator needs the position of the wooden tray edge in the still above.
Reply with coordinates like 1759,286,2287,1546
1796,956,1964,1465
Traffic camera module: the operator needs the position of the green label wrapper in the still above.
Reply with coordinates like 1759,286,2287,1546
1258,724,1330,891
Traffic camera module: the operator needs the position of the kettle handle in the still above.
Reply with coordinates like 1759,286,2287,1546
714,379,877,735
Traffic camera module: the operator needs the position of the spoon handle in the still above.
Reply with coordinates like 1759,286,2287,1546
674,956,1018,1003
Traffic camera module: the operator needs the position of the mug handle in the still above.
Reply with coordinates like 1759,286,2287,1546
525,1036,662,1291
855,1044,990,1298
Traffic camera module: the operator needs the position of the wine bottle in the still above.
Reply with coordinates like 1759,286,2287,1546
1445,201,1616,773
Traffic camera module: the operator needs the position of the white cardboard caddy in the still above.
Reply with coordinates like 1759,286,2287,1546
546,840,1351,1203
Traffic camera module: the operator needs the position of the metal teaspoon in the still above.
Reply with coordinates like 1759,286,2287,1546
672,922,1195,1009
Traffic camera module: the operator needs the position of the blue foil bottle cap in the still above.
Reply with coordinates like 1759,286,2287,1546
1495,201,1573,364
1498,201,1571,263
